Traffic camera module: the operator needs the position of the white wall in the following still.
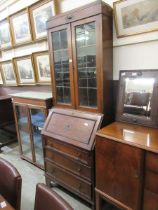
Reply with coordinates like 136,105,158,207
60,0,158,80
1,0,158,80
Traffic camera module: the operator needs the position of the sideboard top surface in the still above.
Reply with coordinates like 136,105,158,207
0,96,11,100
96,122,158,153
10,91,52,100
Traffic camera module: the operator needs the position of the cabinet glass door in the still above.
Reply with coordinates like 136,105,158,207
15,105,32,160
30,108,45,167
50,25,74,106
73,19,98,109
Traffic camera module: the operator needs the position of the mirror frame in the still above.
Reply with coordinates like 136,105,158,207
116,70,158,128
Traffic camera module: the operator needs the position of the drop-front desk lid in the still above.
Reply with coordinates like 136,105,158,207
42,108,103,151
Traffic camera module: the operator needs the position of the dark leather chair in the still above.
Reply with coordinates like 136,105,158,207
34,183,74,210
0,158,22,210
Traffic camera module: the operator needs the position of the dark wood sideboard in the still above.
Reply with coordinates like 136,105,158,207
0,96,17,150
42,108,103,208
95,122,158,210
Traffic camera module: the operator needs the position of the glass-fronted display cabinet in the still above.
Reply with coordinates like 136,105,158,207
11,92,52,169
47,1,113,117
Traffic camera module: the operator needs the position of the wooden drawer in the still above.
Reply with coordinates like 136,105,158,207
45,138,92,165
146,152,158,173
145,170,158,194
45,148,92,181
47,1,111,29
45,161,92,200
143,189,158,210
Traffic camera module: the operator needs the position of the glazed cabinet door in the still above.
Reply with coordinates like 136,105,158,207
48,24,75,108
14,105,34,161
96,137,144,210
71,16,102,112
29,108,46,168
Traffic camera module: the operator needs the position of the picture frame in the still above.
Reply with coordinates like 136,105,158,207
0,71,3,85
33,51,51,84
0,60,17,86
0,18,12,49
14,55,36,85
10,9,32,45
29,0,56,40
114,0,158,37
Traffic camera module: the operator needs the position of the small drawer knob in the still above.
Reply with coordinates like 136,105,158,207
133,118,137,123
76,153,81,160
78,183,81,190
66,15,73,20
133,171,139,179
52,168,55,173
77,167,81,172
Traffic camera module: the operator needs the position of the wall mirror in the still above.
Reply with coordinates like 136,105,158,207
116,70,158,128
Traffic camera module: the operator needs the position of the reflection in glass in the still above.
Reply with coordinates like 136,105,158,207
16,106,32,160
76,22,97,108
30,109,45,166
52,30,71,104
123,77,155,117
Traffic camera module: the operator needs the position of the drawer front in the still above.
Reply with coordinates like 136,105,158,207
45,161,92,200
45,148,92,181
45,138,91,165
145,170,158,194
143,190,158,210
146,152,158,173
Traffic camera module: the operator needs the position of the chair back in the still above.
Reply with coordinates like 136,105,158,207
34,183,74,210
0,158,22,210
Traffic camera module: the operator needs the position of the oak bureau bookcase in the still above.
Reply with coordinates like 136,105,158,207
43,0,113,208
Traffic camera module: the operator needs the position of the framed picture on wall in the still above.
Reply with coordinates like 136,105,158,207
14,55,36,85
10,9,32,45
114,0,158,37
33,51,51,84
0,18,12,49
0,71,3,85
0,61,17,86
29,0,56,40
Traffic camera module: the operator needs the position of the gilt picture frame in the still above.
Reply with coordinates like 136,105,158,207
0,18,12,49
114,0,158,37
14,55,36,85
29,0,56,41
10,9,32,45
0,71,3,85
0,60,17,86
33,51,51,84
